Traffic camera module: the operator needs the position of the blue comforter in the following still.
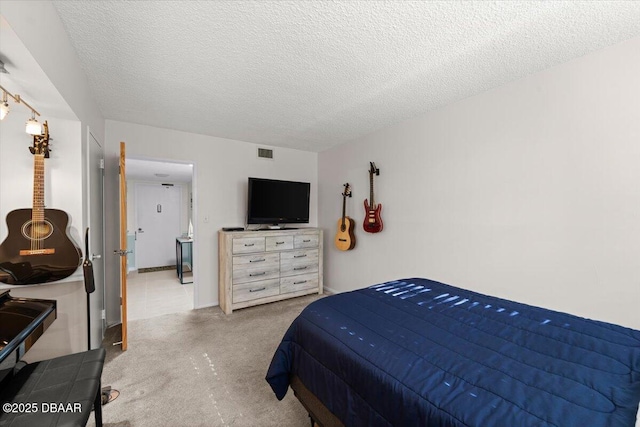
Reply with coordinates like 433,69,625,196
266,278,640,426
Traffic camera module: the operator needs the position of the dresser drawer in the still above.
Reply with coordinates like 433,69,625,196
233,279,280,303
280,249,319,277
233,260,280,284
280,273,319,294
232,237,265,254
294,234,318,249
233,252,280,267
266,235,293,251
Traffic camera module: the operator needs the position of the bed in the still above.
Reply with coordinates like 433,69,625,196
266,278,640,426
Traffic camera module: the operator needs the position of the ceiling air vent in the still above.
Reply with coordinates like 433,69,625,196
258,148,274,159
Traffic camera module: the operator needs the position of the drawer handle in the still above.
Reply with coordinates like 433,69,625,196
250,272,266,277
249,287,266,293
303,239,311,243
249,258,266,263
293,254,307,258
276,241,285,245
294,280,307,285
294,266,308,271
244,243,255,247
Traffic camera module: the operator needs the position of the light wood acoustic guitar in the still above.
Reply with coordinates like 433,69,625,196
334,183,356,251
363,162,383,233
0,122,82,285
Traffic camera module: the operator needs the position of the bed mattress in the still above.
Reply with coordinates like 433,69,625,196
266,278,640,426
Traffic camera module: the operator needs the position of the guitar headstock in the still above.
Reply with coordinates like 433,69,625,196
369,162,379,176
29,121,50,158
342,183,352,198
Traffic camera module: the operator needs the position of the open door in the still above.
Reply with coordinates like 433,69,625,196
117,141,128,351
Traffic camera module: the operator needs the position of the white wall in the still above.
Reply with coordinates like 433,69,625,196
0,115,89,360
1,1,105,357
318,36,640,330
103,120,317,322
126,180,190,270
126,180,191,237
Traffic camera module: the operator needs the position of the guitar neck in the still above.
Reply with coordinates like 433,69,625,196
369,173,375,207
341,194,347,226
32,154,45,221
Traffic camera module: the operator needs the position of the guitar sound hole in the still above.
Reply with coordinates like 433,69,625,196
21,220,54,241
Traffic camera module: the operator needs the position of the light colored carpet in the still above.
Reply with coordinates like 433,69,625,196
91,294,323,426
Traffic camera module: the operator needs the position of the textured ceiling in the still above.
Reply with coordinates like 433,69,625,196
51,1,640,152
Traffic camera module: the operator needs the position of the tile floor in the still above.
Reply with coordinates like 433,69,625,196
126,269,194,321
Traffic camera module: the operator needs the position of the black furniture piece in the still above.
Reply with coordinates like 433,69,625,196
0,348,106,427
0,290,106,427
175,237,193,284
0,291,56,378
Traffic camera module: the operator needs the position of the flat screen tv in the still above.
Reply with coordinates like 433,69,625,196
247,178,310,225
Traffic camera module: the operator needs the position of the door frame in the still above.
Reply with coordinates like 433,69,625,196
125,155,197,308
86,128,105,349
119,142,128,351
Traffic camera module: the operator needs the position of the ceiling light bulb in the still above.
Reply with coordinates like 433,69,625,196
0,102,8,120
26,116,41,135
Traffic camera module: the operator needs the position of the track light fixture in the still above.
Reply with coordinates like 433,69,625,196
0,91,9,120
0,84,43,135
25,111,41,135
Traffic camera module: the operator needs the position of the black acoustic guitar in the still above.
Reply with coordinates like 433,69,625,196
0,122,82,285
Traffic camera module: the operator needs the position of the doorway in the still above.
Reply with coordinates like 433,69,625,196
125,158,194,321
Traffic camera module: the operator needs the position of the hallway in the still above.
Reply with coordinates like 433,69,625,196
126,269,194,321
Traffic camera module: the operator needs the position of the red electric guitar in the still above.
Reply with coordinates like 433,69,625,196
363,162,383,233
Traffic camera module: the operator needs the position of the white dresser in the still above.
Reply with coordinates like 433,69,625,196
218,228,323,314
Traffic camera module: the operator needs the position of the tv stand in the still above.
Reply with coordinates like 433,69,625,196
218,228,323,314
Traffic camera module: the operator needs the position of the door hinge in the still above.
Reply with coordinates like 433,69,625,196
99,158,105,169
